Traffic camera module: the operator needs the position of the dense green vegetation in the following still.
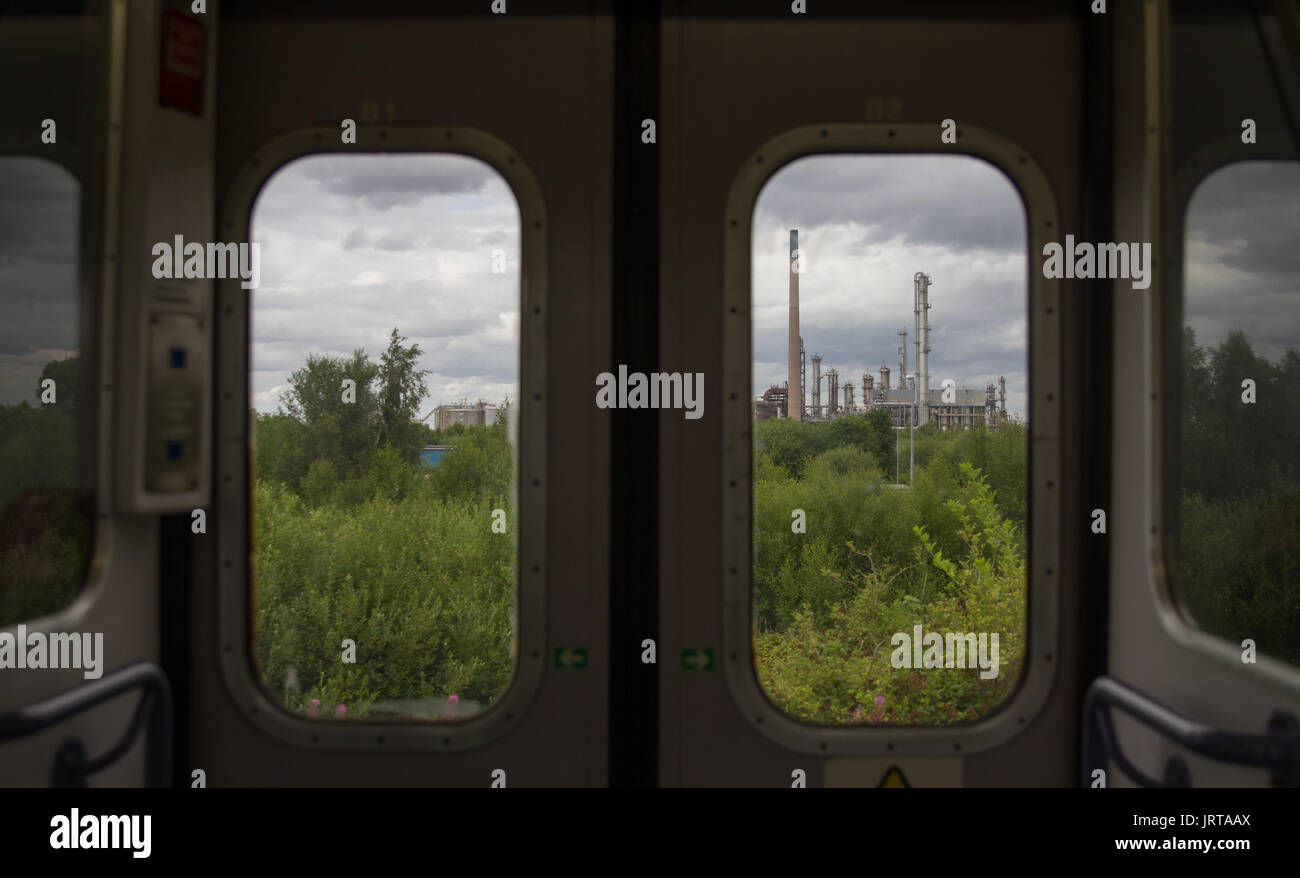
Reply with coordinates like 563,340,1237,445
0,357,89,627
1177,328,1300,665
252,329,515,718
751,411,1028,725
3,320,1294,727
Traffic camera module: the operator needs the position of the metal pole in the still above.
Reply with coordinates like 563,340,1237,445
910,368,917,484
895,427,900,483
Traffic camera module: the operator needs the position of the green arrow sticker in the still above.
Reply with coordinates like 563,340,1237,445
680,648,715,671
553,646,588,669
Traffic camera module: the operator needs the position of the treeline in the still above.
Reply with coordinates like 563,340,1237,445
752,411,1028,725
753,411,1027,632
1177,328,1300,665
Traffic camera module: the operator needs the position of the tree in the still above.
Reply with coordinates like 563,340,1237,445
376,328,431,460
254,412,311,489
281,349,381,474
39,356,80,412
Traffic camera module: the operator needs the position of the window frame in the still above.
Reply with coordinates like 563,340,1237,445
721,123,1063,756
1157,136,1300,694
0,0,117,639
216,126,548,751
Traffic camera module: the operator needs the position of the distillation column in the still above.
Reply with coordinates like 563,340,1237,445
898,328,908,389
812,354,822,420
914,272,932,427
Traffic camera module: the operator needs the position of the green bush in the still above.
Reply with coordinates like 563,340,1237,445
755,463,1026,726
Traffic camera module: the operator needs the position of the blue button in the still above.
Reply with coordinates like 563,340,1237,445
166,441,183,461
170,347,186,368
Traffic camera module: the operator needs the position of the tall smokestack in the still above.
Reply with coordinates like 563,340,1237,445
812,354,822,420
788,230,802,421
915,272,932,427
999,375,1007,421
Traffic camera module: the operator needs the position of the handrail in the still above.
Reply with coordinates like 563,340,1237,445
0,660,172,787
1082,675,1300,787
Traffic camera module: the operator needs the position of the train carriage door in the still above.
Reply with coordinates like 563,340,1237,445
659,1,1099,787
185,2,612,787
0,0,189,786
1102,0,1300,788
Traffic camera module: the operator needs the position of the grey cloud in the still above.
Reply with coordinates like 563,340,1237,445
374,228,424,252
1185,161,1300,362
756,154,1027,255
342,227,371,250
298,154,496,210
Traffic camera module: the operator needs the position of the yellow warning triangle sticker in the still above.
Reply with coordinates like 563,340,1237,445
878,766,910,788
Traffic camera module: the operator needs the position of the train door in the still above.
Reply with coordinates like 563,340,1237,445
0,1,175,785
658,1,1103,787
177,1,612,786
1100,0,1300,787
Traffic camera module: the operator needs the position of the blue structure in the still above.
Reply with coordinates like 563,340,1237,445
419,445,453,468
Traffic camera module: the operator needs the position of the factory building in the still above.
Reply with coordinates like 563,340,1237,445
422,398,499,430
754,231,1009,429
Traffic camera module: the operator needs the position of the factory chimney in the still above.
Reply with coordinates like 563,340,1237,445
999,375,1007,422
914,272,932,427
880,364,890,393
788,230,803,421
812,353,822,420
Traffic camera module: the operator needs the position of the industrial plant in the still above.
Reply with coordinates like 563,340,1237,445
755,229,1008,429
419,398,500,430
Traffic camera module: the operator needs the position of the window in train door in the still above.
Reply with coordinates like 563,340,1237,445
247,152,522,722
1174,160,1300,670
736,142,1043,732
0,157,92,627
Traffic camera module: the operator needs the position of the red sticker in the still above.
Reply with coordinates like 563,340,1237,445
159,10,204,116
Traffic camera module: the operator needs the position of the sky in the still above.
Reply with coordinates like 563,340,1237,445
1,154,1297,417
1183,160,1300,363
751,153,1029,420
249,153,520,416
0,156,79,407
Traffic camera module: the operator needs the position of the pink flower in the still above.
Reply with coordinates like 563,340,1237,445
336,704,347,716
448,694,459,703
874,694,884,706
306,699,320,717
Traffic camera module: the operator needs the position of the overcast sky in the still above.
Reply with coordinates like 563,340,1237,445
250,153,520,416
1184,160,1300,363
0,156,79,406
752,154,1029,419
1,154,1296,419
